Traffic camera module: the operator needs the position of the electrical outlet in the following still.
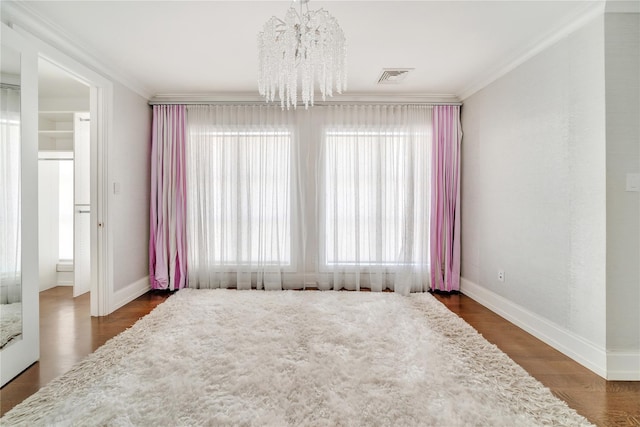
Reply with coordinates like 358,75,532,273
498,270,505,282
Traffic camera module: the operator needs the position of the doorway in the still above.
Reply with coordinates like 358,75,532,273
0,20,113,388
37,59,91,302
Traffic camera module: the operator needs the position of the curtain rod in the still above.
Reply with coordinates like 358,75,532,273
148,94,462,107
148,100,462,106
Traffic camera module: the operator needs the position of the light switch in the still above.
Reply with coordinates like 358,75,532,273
114,182,121,195
626,173,640,192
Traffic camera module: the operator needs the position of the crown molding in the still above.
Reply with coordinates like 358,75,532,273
149,92,461,105
458,1,607,101
1,1,153,100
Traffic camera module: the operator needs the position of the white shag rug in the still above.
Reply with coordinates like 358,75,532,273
1,289,593,427
0,302,22,349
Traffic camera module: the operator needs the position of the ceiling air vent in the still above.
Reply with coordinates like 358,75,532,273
377,68,414,84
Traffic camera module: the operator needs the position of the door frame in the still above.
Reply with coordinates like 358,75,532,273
15,25,114,317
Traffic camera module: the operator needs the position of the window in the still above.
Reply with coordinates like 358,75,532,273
323,129,430,267
179,104,433,292
187,129,292,267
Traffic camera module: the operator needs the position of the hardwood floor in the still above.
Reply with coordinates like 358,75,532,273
1,287,638,426
433,292,640,427
0,287,169,416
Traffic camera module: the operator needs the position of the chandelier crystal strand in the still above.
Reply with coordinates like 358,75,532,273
258,1,346,109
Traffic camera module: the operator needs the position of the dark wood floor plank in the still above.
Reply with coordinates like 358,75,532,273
1,288,638,426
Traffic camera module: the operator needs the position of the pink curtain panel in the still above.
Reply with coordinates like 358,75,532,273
150,105,188,290
430,105,462,292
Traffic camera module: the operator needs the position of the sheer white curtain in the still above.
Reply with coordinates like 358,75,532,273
186,105,296,290
0,86,21,304
316,105,432,294
182,104,432,294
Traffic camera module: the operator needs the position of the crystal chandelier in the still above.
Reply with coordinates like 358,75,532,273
258,0,347,109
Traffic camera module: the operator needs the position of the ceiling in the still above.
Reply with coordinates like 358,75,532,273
14,0,605,100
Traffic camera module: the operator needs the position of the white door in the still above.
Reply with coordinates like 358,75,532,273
73,112,91,297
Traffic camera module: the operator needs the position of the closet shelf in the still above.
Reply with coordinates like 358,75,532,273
38,130,74,137
38,111,76,119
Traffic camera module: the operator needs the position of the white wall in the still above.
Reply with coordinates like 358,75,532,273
110,82,151,292
38,160,59,291
39,96,88,112
461,15,608,358
604,13,640,357
461,10,640,379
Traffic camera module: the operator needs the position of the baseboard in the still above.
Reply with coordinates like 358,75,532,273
460,278,608,379
110,276,150,314
607,351,640,380
39,282,59,292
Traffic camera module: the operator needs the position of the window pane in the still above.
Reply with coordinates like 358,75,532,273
187,130,291,266
324,130,427,266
